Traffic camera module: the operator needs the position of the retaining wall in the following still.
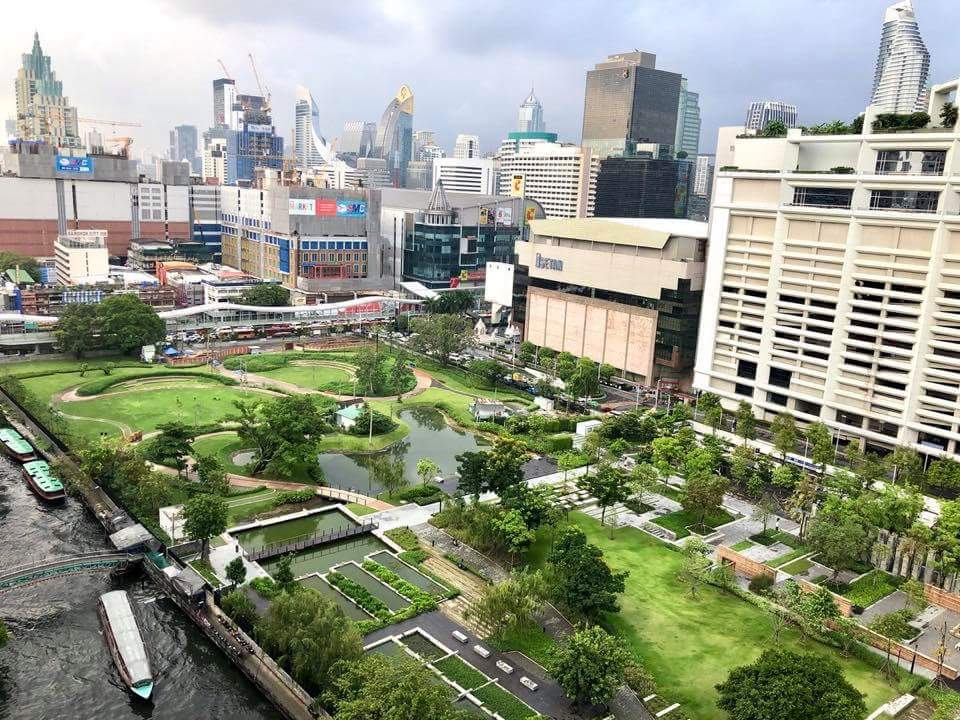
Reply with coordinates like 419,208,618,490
715,545,775,581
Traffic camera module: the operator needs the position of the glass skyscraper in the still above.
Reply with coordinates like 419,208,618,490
294,85,334,168
373,85,414,187
517,88,545,133
674,79,701,158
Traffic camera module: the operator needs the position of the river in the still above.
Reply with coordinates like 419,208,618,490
0,457,277,720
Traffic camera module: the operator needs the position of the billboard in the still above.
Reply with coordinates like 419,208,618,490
495,207,513,225
484,261,515,308
509,173,525,197
55,156,94,174
288,198,367,217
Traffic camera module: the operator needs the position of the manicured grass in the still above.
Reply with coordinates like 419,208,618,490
472,683,539,720
651,508,736,539
780,557,814,575
315,416,410,453
190,432,252,474
224,488,279,525
346,502,378,517
58,380,271,440
257,362,352,390
416,357,530,404
490,622,556,668
530,513,911,720
654,482,684,501
768,547,812,568
433,655,486,691
844,571,906,609
730,539,754,552
16,363,156,398
190,558,222,588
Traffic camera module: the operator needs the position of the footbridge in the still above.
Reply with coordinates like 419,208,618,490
0,551,141,592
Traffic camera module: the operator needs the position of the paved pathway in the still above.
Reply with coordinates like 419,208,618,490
411,523,510,584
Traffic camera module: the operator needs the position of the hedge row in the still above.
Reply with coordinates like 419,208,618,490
361,559,437,613
326,571,392,621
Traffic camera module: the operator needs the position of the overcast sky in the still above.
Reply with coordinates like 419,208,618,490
2,0,957,160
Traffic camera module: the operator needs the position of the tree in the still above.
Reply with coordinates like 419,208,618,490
886,446,924,486
761,120,788,137
237,283,289,306
469,570,547,636
490,508,535,560
467,359,506,388
410,314,470,365
581,462,631,526
423,289,475,315
518,341,536,364
902,578,928,614
135,471,174,515
752,494,776,534
631,462,658,509
182,493,227,560
258,589,362,695
715,649,866,720
416,457,441,486
151,421,193,477
681,472,729,532
225,556,247,586
680,536,712,599
0,619,8,648
389,350,412,395
729,444,756,490
195,453,229,496
55,303,100,358
234,395,327,478
599,363,616,384
940,100,958,128
455,450,487,500
770,412,797,460
567,357,601,398
927,458,960,494
96,294,165,354
806,513,868,583
698,392,723,434
273,554,297,594
734,401,756,445
547,625,632,707
548,526,628,620
484,437,527,499
805,421,833,475
789,472,818,539
325,653,469,720
369,455,406,498
354,347,386,395
651,436,684,477
220,588,257,628
0,251,39,281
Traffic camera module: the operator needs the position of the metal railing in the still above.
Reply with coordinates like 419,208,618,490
247,521,377,562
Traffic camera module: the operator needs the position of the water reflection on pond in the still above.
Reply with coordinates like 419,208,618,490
318,407,487,496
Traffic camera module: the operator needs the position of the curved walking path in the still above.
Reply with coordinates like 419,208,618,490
215,364,433,402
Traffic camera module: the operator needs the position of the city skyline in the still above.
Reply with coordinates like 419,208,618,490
1,1,957,160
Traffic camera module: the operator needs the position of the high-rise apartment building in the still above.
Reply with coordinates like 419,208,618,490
581,51,682,159
453,134,480,159
496,132,597,218
212,78,236,129
169,125,199,173
871,0,930,114
203,137,228,184
745,101,799,131
54,230,110,285
693,154,715,197
294,85,334,168
675,78,701,158
695,79,960,461
517,88,545,133
340,121,376,157
432,158,495,195
14,33,81,148
373,85,414,187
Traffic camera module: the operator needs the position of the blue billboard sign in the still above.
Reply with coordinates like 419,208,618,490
336,200,367,217
55,156,94,174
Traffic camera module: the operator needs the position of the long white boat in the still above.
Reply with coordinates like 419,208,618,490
98,590,154,700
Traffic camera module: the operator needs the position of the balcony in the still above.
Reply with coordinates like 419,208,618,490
864,190,940,214
874,150,947,177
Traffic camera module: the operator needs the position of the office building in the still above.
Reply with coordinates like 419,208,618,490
689,154,715,222
509,217,707,386
14,33,81,149
225,100,284,185
356,157,391,189
188,184,223,258
675,78,701,158
203,137,228,183
294,86,335,169
372,85,414,187
871,0,930,114
496,132,598,218
169,125,199,173
380,186,541,290
0,142,190,257
340,121,376,157
218,185,384,301
745,101,799,131
433,158,495,195
453,134,480,159
404,161,433,191
581,51,682,159
594,157,693,219
695,79,960,460
55,230,109,285
517,88,546,133
213,78,237,129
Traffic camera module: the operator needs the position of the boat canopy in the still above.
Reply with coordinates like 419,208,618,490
100,591,152,687
23,460,63,493
0,428,32,454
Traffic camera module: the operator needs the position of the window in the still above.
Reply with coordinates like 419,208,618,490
767,392,788,406
737,359,758,380
875,149,946,176
769,367,792,388
869,189,939,212
735,383,753,397
792,186,853,209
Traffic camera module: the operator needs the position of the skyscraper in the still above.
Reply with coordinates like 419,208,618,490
212,78,236,129
373,85,414,187
744,101,799,131
453,134,480,159
14,33,81,148
871,0,930,113
294,86,334,168
169,125,199,172
340,121,376,157
517,88,545,133
580,51,682,159
675,78,701,158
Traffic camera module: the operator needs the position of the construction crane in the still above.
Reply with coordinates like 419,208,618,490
248,53,270,109
217,58,232,79
77,118,143,128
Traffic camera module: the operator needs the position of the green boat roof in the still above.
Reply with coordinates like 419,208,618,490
23,460,63,492
0,428,32,454
34,474,64,492
23,460,49,473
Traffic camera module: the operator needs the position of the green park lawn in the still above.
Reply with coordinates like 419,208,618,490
256,362,352,391
530,514,911,720
224,487,280,525
190,433,252,474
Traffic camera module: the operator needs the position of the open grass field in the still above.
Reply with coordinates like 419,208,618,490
256,362,352,391
190,432,252,474
529,513,912,720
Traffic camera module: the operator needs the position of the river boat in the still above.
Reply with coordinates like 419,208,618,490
98,590,154,701
0,427,35,462
21,459,65,502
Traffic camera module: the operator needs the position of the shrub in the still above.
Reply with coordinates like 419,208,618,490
74,370,236,396
872,111,930,133
624,663,657,696
346,408,397,436
831,166,855,174
398,549,429,565
326,571,392,621
385,526,420,552
250,576,280,599
361,559,437,613
221,589,258,628
748,574,775,594
395,484,444,505
272,489,315,507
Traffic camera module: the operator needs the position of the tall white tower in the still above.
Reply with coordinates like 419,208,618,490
453,134,479,159
294,85,334,168
517,88,545,133
871,0,930,113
